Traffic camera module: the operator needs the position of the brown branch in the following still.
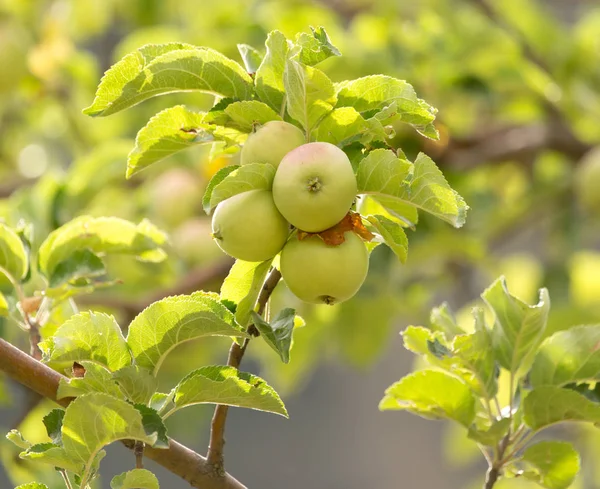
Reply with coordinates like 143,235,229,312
134,441,145,469
206,268,282,472
78,259,233,324
0,338,247,489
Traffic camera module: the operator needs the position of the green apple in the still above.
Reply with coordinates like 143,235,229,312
149,168,200,228
211,190,290,262
241,121,305,168
272,142,357,232
280,231,369,305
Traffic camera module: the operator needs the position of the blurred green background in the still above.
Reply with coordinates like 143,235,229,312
0,0,599,488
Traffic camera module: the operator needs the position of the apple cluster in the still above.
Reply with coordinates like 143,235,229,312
211,121,369,305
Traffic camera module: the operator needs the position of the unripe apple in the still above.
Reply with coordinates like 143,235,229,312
280,232,369,305
272,142,357,232
211,190,290,262
172,218,222,265
575,146,600,215
241,121,305,168
149,168,200,228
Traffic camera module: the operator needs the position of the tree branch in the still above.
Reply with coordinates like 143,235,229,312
0,338,247,489
206,268,282,472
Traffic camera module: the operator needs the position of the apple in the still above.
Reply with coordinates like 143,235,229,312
280,231,369,305
241,121,305,168
272,142,357,232
211,190,290,262
149,168,200,228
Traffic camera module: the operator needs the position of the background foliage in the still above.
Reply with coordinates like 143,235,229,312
0,0,599,488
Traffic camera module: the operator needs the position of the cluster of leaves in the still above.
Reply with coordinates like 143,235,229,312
380,276,600,489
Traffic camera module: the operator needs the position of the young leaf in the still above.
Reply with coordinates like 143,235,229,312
523,386,600,432
482,277,550,375
220,259,273,327
255,31,289,112
284,59,336,133
312,107,370,147
0,222,28,281
237,43,263,74
222,100,283,132
6,429,31,449
202,165,239,214
15,482,48,489
134,405,169,448
126,292,248,374
406,153,468,227
57,361,125,400
42,409,65,445
20,443,83,474
252,308,296,363
379,369,476,427
529,325,600,388
111,469,160,489
357,149,412,196
520,441,580,489
207,163,276,212
168,365,287,417
295,26,341,66
126,106,241,178
366,215,408,263
41,312,131,371
61,393,162,471
367,195,419,229
429,302,464,339
84,43,253,117
113,365,158,404
336,75,436,127
48,249,106,288
468,418,511,447
38,216,167,281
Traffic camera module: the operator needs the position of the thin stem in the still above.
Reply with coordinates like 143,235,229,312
134,441,145,469
59,470,74,489
206,268,282,472
483,432,511,489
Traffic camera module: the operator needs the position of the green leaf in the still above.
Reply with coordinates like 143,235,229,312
523,386,600,432
237,43,263,74
126,106,240,178
149,392,173,413
169,365,287,417
15,484,50,489
220,259,273,327
6,430,31,449
406,153,468,228
295,26,341,66
202,165,239,214
61,393,162,474
468,418,511,446
367,215,408,263
113,365,158,404
84,43,253,117
207,163,276,212
42,312,131,371
0,291,9,317
42,409,65,445
255,31,289,112
336,75,436,127
520,441,580,489
222,100,283,132
134,405,169,449
20,443,82,474
482,277,550,375
252,308,295,363
357,149,412,195
371,196,419,229
126,292,248,374
48,249,106,288
111,469,160,489
284,59,336,133
379,369,476,427
429,302,464,338
312,107,369,146
38,216,167,280
56,361,124,399
0,222,28,281
530,325,600,388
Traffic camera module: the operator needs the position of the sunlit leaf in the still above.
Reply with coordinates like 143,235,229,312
111,469,160,489
57,362,124,400
520,441,580,489
113,365,158,404
367,215,408,263
20,443,82,474
48,249,106,288
252,308,296,363
255,31,289,112
222,100,282,132
84,43,253,117
0,222,28,281
6,430,31,449
168,365,287,417
126,292,248,374
202,165,239,214
295,26,341,66
237,43,263,74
